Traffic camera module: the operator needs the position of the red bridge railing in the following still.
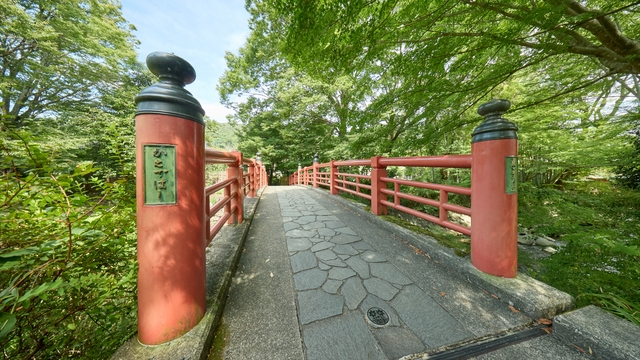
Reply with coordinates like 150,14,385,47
288,99,518,279
204,149,267,245
290,156,472,235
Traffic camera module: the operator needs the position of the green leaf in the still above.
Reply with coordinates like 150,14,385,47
67,323,76,330
17,280,65,303
0,313,16,340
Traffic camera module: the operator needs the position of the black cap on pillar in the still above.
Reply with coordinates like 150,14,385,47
471,99,517,143
135,52,205,124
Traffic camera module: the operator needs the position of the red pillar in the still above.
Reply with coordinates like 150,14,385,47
135,52,206,345
249,161,256,197
313,155,319,188
471,100,519,278
370,156,388,215
330,160,338,195
227,151,244,224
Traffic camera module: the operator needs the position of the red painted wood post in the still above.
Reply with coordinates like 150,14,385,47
471,99,518,278
134,52,206,345
439,189,448,223
249,160,256,197
330,160,338,194
370,156,388,215
305,166,309,185
227,151,244,224
313,154,319,188
255,152,262,190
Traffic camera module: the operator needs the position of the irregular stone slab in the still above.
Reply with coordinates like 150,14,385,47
315,249,338,261
359,294,401,327
302,311,387,360
287,238,312,252
338,254,350,260
345,256,370,279
311,241,334,252
333,244,359,256
286,229,317,238
331,234,361,245
316,215,340,221
318,262,331,270
363,278,399,301
303,222,326,230
328,267,357,281
341,277,366,310
283,222,301,231
290,251,317,273
281,216,294,222
317,228,336,237
309,237,325,243
373,327,425,359
361,251,387,263
351,241,374,251
321,258,347,267
281,211,303,217
322,279,342,294
391,285,472,347
294,215,316,225
335,227,358,235
370,262,413,286
324,221,347,229
297,290,344,325
294,268,328,291
300,211,315,216
315,210,333,216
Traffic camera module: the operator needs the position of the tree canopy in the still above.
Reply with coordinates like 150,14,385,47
220,0,639,181
1,0,138,127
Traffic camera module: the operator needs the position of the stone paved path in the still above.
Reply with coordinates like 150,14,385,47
277,188,495,359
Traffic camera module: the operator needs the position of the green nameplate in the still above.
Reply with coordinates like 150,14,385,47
505,156,518,194
144,145,177,205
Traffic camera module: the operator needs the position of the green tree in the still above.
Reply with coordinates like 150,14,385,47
1,0,138,127
218,0,372,176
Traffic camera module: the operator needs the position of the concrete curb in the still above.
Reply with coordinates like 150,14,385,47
307,186,574,320
111,188,264,360
554,305,640,359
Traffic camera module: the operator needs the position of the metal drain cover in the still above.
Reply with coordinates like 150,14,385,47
367,307,389,326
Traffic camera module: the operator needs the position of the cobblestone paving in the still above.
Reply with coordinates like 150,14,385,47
277,188,473,360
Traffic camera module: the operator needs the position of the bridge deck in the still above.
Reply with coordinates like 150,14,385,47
212,186,589,359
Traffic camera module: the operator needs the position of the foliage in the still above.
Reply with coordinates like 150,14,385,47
0,1,149,358
516,180,640,322
0,0,138,127
0,117,138,358
205,119,238,151
616,128,640,189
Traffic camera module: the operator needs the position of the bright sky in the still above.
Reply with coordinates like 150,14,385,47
119,0,250,122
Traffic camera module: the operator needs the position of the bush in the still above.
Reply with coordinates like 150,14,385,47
1,122,137,358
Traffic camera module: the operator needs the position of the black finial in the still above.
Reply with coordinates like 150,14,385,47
135,52,205,124
313,154,319,163
146,52,196,87
471,99,518,143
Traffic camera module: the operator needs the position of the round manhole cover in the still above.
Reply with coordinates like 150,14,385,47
367,307,389,326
